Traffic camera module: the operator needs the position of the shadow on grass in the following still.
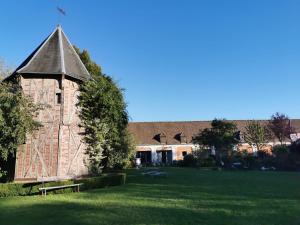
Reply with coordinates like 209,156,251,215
1,196,299,225
1,168,300,225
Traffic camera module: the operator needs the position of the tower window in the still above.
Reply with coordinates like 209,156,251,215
56,93,62,104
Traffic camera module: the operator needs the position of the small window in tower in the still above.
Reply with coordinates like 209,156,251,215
56,93,62,104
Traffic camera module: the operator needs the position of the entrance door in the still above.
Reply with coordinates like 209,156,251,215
136,151,152,165
157,150,172,165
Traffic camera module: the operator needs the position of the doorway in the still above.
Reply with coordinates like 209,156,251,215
156,150,172,165
136,151,152,165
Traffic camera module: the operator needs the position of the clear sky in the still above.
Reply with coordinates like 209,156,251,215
0,0,299,122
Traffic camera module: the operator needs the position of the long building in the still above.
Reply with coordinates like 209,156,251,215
128,120,300,165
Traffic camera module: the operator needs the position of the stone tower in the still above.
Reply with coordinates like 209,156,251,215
5,26,90,181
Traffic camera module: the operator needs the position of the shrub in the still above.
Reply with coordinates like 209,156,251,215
290,141,300,154
199,157,216,167
77,173,126,190
0,173,126,197
272,145,289,155
182,154,198,167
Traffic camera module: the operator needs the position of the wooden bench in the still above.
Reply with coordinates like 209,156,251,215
39,183,83,196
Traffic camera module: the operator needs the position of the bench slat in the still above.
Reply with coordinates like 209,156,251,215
39,183,83,191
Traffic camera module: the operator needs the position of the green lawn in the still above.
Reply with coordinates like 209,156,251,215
1,168,300,225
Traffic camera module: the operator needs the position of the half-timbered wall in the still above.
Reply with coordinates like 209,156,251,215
14,76,88,181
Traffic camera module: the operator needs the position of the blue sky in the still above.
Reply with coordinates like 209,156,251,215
0,0,299,121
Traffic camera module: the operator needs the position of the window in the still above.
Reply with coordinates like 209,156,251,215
159,133,167,144
56,93,62,104
180,133,187,144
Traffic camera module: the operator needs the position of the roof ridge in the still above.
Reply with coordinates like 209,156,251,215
60,28,90,77
129,119,300,123
58,26,66,74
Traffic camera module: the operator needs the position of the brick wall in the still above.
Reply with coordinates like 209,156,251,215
14,76,88,181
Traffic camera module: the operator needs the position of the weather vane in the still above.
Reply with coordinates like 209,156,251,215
56,6,66,25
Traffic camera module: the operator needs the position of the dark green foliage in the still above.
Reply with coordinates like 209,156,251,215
272,145,289,155
290,141,300,154
182,154,198,167
193,119,238,164
0,173,126,197
271,144,300,171
78,173,126,190
227,150,256,169
0,180,74,197
75,47,134,173
0,82,42,181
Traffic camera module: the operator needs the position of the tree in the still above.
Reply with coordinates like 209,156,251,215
193,119,238,165
268,113,292,145
76,47,135,173
0,82,42,181
244,120,271,154
73,46,101,76
0,58,13,80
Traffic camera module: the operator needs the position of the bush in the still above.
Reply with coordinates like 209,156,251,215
272,145,289,155
0,173,126,197
182,154,198,167
290,141,300,154
77,173,126,190
199,157,216,167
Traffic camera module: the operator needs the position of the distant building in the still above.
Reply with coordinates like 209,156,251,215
4,26,90,182
128,120,300,165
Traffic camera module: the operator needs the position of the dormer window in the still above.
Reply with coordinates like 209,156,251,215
159,133,167,144
179,132,187,144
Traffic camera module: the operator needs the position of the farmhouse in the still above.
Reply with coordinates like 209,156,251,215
4,26,90,182
3,26,300,181
128,120,300,165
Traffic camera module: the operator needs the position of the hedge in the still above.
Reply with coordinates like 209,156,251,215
0,173,126,197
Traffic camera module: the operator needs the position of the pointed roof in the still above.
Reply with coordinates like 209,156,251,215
8,25,90,81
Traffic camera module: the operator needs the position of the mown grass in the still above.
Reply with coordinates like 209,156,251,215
0,168,300,225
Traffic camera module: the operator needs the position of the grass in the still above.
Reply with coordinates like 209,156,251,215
0,168,300,225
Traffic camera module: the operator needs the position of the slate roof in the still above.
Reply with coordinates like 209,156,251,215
128,120,300,145
6,25,90,81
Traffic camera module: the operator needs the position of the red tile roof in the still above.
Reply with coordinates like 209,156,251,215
128,120,300,145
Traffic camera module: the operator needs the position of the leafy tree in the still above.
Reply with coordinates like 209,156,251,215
73,46,101,76
193,119,238,165
0,82,42,181
268,113,292,145
244,120,271,154
76,47,135,173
